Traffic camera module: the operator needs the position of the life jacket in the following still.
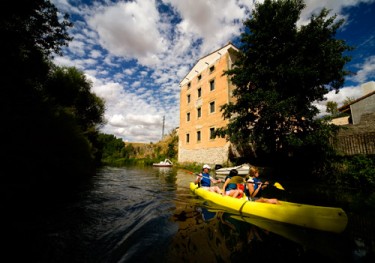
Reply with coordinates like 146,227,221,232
253,177,262,197
224,175,238,191
236,183,245,199
227,175,245,199
246,177,262,198
200,172,211,187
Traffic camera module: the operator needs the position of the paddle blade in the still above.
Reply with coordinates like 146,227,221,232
273,182,285,190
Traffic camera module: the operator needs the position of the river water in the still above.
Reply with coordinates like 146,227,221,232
2,166,374,262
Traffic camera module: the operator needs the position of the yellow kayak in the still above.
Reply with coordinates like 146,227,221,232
190,182,348,233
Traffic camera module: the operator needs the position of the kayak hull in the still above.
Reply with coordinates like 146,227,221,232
190,182,348,233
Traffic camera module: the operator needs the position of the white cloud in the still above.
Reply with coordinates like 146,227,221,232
50,0,374,142
350,55,375,83
87,0,166,66
315,85,364,116
299,0,375,26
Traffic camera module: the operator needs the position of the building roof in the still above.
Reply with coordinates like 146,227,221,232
179,42,239,87
338,90,375,113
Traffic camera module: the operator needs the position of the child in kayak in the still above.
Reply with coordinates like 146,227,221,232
246,167,279,204
222,169,243,198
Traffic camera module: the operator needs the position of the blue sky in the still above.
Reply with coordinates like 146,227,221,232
51,0,375,143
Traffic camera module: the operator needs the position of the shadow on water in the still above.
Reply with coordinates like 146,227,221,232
1,166,374,262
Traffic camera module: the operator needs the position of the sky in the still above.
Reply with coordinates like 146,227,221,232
51,0,375,143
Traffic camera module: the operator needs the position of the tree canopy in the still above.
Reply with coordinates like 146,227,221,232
0,0,105,185
218,0,352,170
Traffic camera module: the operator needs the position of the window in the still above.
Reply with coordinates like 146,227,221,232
209,66,215,73
198,75,202,81
210,127,215,139
187,82,191,89
187,94,190,103
197,107,201,118
186,133,190,143
187,112,190,121
198,87,202,98
197,131,201,142
210,101,215,113
210,79,215,91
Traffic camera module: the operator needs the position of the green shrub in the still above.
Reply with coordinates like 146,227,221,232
326,155,375,191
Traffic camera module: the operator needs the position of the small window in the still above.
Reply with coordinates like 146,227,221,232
209,66,215,73
197,107,201,118
197,131,201,142
210,79,215,91
198,87,202,98
186,133,190,143
210,128,215,139
187,112,190,122
187,82,191,89
198,75,202,81
210,101,215,113
187,94,191,103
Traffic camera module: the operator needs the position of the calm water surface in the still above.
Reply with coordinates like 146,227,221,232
2,166,374,262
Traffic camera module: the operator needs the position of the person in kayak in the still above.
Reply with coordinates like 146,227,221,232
222,169,243,198
246,166,279,204
194,164,222,194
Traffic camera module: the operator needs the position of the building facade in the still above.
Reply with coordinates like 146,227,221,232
337,81,375,125
178,43,239,165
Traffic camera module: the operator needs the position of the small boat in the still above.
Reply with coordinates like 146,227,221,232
190,182,348,233
215,163,250,176
153,159,173,167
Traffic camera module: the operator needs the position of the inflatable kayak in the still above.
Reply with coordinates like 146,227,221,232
190,182,348,233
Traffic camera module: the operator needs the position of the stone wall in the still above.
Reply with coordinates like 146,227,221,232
178,142,231,167
334,112,375,155
351,94,375,125
338,112,375,135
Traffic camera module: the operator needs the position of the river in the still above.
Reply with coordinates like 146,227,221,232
1,166,374,262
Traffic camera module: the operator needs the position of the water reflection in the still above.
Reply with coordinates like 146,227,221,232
168,201,350,262
170,169,375,263
2,166,374,262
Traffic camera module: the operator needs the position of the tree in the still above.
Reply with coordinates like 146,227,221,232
44,66,106,167
343,96,356,106
326,101,339,116
218,0,352,172
45,66,105,133
97,133,125,159
166,129,178,158
0,1,106,185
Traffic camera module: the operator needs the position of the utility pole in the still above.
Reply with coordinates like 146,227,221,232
162,115,165,140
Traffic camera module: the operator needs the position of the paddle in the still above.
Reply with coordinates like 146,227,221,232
250,181,285,190
228,176,285,190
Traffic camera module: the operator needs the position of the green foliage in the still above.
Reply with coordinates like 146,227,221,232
325,155,375,192
123,144,137,158
166,129,178,158
218,0,353,172
342,96,356,106
326,101,339,116
0,1,105,184
175,162,203,174
97,133,125,159
45,66,106,132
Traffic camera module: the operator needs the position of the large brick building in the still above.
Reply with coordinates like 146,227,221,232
178,43,239,165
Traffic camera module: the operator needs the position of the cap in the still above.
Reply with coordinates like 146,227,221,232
203,164,211,169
